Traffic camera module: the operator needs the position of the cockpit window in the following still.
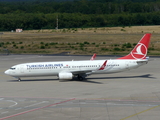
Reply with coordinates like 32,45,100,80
10,68,16,70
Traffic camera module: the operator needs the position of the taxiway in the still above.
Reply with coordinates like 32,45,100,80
0,55,160,120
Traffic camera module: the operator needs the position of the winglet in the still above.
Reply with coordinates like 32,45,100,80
99,60,107,70
90,53,96,60
118,33,151,60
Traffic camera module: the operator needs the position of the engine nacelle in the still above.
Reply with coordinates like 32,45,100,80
58,73,73,80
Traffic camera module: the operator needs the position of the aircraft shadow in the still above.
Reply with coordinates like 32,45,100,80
7,79,56,82
7,74,155,83
88,74,156,80
7,78,103,84
70,79,103,84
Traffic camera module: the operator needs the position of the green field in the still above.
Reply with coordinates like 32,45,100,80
0,26,160,55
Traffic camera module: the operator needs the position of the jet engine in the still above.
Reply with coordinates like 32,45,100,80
58,73,73,80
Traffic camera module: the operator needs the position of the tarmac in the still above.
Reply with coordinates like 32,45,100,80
0,55,160,120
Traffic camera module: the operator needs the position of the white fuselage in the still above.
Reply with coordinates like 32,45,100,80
5,59,147,78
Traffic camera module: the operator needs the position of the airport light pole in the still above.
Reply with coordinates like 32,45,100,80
56,15,58,30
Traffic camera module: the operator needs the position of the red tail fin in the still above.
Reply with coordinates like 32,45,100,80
118,33,151,60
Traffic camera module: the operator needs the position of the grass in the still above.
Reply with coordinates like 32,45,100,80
0,26,160,55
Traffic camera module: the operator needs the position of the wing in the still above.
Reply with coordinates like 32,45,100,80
90,53,96,60
69,60,107,75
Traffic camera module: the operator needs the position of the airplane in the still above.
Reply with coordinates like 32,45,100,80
5,33,151,81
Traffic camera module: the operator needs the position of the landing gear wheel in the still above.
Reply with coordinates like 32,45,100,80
78,75,84,81
18,78,21,81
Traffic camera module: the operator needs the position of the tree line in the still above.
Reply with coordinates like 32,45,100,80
0,0,160,30
0,0,160,14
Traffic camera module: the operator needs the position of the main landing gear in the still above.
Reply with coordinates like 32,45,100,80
78,75,85,81
17,78,21,81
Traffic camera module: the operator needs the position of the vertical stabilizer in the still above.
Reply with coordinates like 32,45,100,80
118,33,151,60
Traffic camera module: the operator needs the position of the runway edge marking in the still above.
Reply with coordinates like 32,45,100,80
0,98,75,120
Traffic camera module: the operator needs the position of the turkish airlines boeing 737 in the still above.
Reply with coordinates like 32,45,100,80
5,33,151,81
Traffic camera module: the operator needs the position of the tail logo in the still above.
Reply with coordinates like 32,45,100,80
131,43,147,59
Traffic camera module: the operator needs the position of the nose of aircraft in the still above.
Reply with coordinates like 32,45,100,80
4,70,9,75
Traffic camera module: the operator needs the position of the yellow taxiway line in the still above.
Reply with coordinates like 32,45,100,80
121,105,160,120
